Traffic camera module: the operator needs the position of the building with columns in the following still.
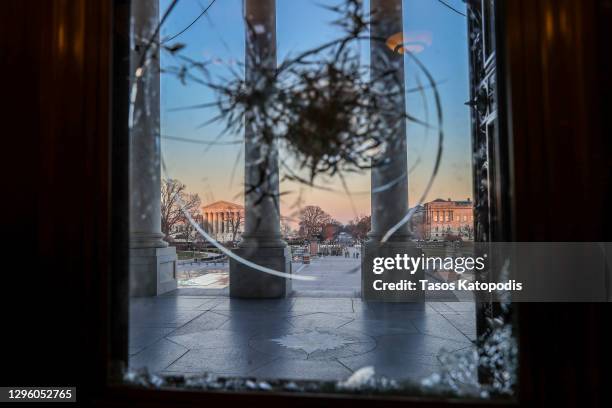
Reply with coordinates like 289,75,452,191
423,198,474,240
201,201,245,242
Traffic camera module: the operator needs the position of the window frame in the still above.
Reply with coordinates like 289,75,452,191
80,0,610,406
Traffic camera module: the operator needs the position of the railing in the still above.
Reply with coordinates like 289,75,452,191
177,254,228,266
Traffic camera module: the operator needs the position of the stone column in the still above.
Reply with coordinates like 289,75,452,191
230,0,291,298
225,211,231,236
129,0,177,297
430,209,434,237
362,0,423,302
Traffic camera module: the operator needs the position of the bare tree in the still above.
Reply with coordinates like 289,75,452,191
161,178,201,240
298,205,332,239
183,216,204,249
322,220,341,241
227,210,243,242
346,215,371,241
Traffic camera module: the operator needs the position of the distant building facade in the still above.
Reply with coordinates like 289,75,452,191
422,198,474,240
201,200,245,242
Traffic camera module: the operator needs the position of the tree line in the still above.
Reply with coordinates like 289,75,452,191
160,179,370,244
297,205,371,242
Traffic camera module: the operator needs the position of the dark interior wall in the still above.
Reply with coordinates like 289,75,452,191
501,1,611,406
503,0,612,242
1,0,113,397
0,0,610,406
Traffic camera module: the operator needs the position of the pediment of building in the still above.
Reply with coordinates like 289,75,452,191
202,200,244,211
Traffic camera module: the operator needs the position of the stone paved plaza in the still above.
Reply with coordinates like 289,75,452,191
292,257,361,297
129,284,476,382
177,256,361,295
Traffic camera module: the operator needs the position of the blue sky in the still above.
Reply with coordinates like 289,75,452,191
159,0,472,224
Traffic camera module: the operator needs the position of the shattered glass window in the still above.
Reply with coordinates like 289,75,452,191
124,0,517,400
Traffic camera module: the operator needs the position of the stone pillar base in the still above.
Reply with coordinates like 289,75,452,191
230,246,291,298
361,240,424,302
130,246,177,297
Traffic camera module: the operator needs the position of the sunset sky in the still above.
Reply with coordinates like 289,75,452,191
160,0,472,225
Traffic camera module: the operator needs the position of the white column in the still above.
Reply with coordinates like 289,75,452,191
129,0,177,297
362,0,422,302
368,0,409,241
239,0,283,248
230,0,290,298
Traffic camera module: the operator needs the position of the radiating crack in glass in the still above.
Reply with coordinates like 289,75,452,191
131,1,446,281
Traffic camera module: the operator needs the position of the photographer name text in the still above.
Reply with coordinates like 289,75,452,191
371,254,523,292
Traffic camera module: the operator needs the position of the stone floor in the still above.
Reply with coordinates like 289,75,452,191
129,294,476,382
292,257,360,297
175,255,469,300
